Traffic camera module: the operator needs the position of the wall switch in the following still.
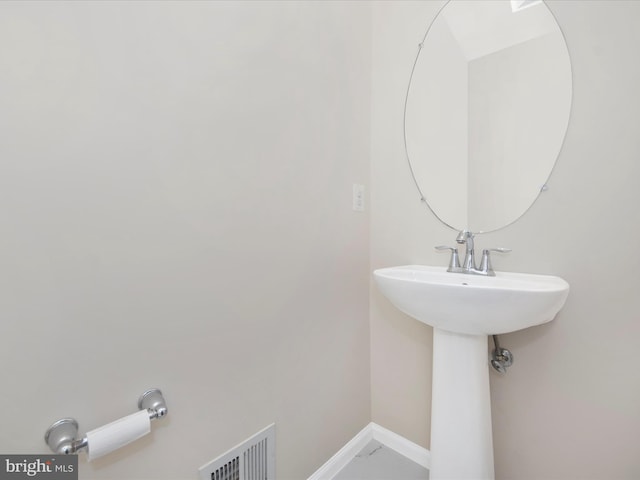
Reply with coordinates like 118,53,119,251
352,184,365,211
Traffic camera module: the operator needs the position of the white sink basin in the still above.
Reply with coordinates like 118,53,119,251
374,265,569,335
374,264,570,479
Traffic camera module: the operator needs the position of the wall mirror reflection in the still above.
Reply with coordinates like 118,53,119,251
404,0,572,233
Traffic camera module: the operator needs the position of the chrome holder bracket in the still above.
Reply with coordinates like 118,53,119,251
44,388,167,455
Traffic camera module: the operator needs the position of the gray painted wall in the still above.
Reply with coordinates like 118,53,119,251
0,2,371,478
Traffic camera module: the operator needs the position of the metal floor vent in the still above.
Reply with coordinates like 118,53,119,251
199,423,275,480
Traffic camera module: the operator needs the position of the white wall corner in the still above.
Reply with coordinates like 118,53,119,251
307,423,430,480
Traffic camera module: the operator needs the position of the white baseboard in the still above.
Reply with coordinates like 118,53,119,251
307,424,375,480
307,422,430,480
369,423,430,469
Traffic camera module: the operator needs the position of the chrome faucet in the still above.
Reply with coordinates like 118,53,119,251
456,230,476,272
436,230,510,276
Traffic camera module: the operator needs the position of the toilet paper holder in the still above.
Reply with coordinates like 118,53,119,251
44,388,168,455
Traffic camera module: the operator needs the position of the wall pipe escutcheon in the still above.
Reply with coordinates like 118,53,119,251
44,388,168,456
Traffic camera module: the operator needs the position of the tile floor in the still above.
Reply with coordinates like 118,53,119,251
332,440,429,480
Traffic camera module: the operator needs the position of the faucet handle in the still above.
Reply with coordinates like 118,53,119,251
479,248,512,275
485,247,511,254
435,245,461,271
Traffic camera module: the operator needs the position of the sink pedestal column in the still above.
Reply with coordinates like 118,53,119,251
430,328,494,480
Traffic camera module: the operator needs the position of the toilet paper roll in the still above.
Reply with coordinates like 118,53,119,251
86,410,151,461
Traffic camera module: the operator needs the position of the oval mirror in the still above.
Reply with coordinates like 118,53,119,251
404,0,572,233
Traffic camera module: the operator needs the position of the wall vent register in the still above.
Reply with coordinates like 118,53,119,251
199,424,275,480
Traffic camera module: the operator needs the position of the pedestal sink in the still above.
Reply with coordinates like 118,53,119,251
373,265,569,480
